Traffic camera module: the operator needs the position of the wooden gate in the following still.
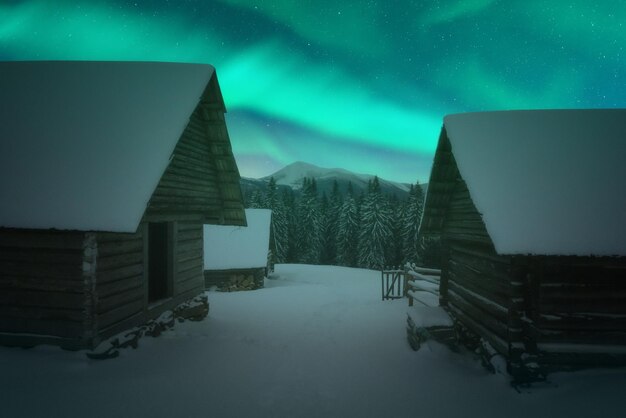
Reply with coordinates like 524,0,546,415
381,268,405,300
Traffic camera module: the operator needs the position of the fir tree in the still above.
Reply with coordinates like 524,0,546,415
402,182,424,264
336,182,359,267
265,177,289,263
386,193,405,267
320,180,342,265
282,188,299,263
248,189,265,209
295,177,322,263
357,177,393,269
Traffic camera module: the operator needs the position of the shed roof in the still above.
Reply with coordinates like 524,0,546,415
204,209,272,269
424,109,626,256
0,61,220,232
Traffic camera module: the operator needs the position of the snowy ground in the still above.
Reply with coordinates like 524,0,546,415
1,264,625,418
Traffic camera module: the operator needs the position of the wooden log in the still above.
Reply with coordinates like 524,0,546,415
448,280,509,321
177,256,203,275
96,239,143,257
0,230,85,250
97,251,143,271
0,317,84,338
0,260,82,280
0,275,83,293
447,302,509,356
0,289,84,309
96,264,143,284
96,274,143,298
0,248,83,265
177,266,203,283
0,304,84,321
97,298,144,329
97,287,144,314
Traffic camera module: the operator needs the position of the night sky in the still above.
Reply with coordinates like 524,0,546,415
2,0,624,183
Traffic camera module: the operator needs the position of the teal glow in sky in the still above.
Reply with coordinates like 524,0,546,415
2,0,624,182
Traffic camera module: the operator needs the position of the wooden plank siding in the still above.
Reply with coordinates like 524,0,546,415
0,228,90,348
175,222,204,297
143,74,245,227
94,229,145,338
525,257,626,370
0,72,245,349
439,177,517,357
420,122,626,376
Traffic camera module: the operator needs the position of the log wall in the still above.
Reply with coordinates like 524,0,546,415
143,75,245,226
527,257,626,370
0,228,90,348
440,178,516,357
95,222,206,342
94,228,145,341
175,222,205,298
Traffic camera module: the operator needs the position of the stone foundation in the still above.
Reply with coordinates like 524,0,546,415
86,294,209,360
204,267,265,291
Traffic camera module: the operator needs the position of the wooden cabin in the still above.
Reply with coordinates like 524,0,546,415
0,61,246,350
204,209,272,291
420,109,626,379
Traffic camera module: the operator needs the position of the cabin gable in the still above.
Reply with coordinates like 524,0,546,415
0,62,246,350
421,110,626,378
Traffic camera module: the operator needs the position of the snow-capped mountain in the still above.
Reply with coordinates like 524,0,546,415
241,161,426,199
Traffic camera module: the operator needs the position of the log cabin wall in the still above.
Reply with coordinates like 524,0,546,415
93,75,243,344
0,228,92,349
440,177,516,357
94,228,145,343
142,74,245,227
525,256,626,370
175,222,204,300
94,222,205,344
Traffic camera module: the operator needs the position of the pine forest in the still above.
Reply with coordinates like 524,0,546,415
246,176,441,269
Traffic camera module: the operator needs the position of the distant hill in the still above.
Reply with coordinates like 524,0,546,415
240,161,427,200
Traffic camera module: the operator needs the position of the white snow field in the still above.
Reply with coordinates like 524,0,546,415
1,264,625,418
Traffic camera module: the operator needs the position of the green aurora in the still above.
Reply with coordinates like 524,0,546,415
1,0,624,182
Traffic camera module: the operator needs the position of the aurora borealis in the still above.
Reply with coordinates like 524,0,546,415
1,1,624,182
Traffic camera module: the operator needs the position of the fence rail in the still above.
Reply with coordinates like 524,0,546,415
406,266,441,307
380,264,441,306
381,264,442,306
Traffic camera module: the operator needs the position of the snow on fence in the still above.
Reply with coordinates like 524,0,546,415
380,264,442,306
406,266,441,308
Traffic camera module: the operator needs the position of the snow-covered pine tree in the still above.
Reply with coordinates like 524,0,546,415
336,182,359,267
248,189,265,209
282,188,299,263
320,180,342,265
385,193,405,267
357,177,393,269
402,182,424,264
265,177,289,263
318,192,331,264
295,177,322,264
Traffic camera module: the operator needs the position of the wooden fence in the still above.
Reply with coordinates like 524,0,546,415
406,266,441,307
381,267,406,300
381,265,442,307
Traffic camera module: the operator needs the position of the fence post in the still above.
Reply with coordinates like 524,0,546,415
381,269,383,301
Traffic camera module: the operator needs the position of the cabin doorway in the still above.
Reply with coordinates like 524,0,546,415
148,222,173,303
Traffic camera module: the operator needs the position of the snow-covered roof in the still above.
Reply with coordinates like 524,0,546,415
441,109,626,256
204,209,272,269
0,61,215,232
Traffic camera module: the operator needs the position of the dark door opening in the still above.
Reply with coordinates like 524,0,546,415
148,222,171,303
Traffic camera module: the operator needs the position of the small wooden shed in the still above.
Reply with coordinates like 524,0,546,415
0,61,246,349
203,209,272,291
420,109,626,378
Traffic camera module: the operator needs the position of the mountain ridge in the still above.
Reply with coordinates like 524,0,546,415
240,161,427,200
